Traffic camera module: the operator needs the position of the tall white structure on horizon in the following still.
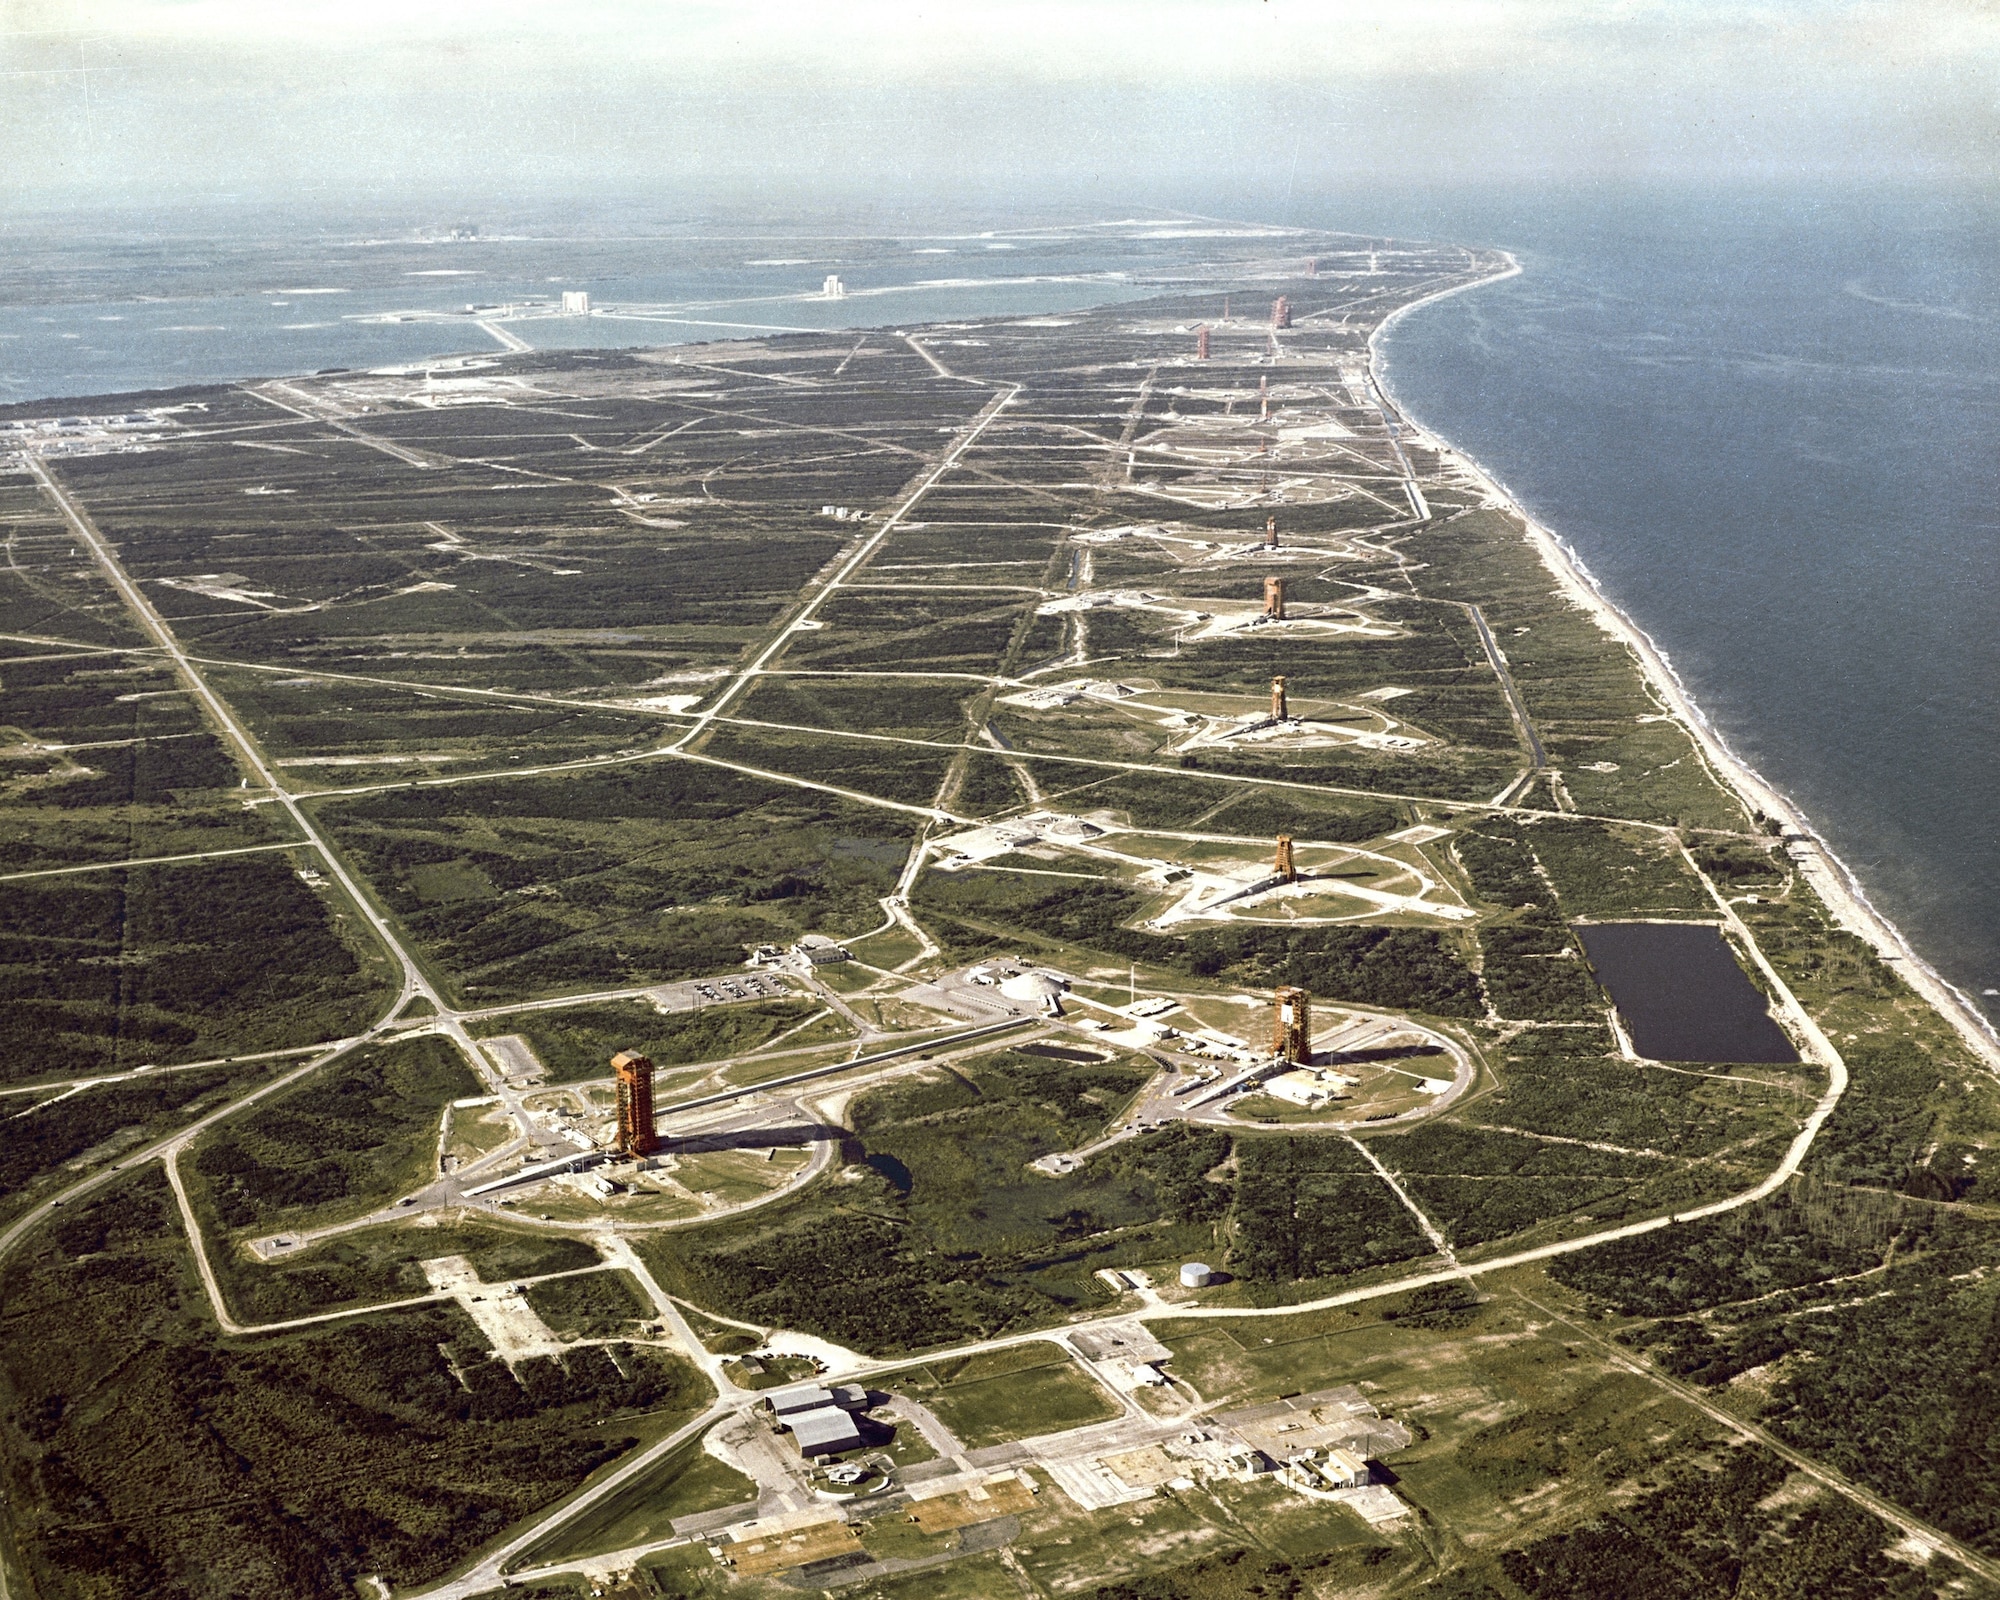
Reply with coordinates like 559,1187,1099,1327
822,274,845,299
560,290,591,315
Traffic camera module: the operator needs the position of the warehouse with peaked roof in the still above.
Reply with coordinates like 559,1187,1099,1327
786,1404,864,1456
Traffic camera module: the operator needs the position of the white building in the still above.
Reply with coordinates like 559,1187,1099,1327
793,936,852,967
999,970,1068,1014
1316,1447,1370,1489
560,290,591,315
823,274,846,299
788,1405,863,1457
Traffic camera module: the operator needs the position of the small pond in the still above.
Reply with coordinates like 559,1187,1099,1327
1577,921,1800,1064
862,1152,913,1194
1015,1042,1111,1065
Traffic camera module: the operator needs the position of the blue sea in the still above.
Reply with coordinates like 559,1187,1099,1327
6,189,1993,1031
1358,185,2000,1031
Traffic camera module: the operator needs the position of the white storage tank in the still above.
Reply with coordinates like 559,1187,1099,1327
1180,1262,1213,1289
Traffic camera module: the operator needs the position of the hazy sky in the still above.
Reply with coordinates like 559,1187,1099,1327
5,1,1996,209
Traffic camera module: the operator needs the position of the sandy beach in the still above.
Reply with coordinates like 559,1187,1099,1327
1369,269,2000,1074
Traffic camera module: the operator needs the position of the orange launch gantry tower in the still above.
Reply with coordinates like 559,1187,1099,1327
1271,675,1288,720
1274,834,1296,881
1271,296,1292,330
1195,325,1210,360
1262,576,1287,620
611,1050,660,1157
1273,986,1311,1063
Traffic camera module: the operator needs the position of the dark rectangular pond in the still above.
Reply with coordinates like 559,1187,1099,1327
1015,1042,1111,1065
1577,921,1800,1064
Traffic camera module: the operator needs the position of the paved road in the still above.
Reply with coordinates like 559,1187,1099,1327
0,1043,329,1099
397,1000,1855,1597
0,1033,376,1321
1464,601,1546,768
0,839,303,883
33,458,448,1029
672,382,1020,751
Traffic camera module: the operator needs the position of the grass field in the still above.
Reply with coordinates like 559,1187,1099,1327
187,1034,478,1236
515,1432,757,1564
882,1344,1120,1449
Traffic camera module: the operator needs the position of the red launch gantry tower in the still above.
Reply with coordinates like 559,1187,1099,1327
1273,987,1312,1063
1271,296,1292,330
1195,325,1210,360
1274,834,1296,882
1263,576,1287,619
611,1051,660,1157
1271,674,1288,720
1265,513,1278,548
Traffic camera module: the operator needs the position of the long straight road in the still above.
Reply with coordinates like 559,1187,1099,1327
674,383,1020,749
30,458,442,1020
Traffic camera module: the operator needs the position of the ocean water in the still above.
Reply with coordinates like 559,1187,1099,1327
1366,187,2000,1029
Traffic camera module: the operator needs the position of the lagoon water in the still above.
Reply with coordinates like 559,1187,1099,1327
6,191,1993,1030
0,214,1170,403
1577,923,1800,1065
1367,188,2000,1030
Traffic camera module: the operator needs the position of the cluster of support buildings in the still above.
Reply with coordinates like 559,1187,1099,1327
1038,1352,1413,1520
756,1330,1414,1526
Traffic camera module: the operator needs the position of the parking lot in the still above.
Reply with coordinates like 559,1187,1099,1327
650,971,793,1011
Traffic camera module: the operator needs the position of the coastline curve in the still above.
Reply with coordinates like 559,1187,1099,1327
1368,261,2000,1074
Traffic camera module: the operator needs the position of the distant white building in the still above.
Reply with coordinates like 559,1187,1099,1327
823,274,846,299
560,290,591,315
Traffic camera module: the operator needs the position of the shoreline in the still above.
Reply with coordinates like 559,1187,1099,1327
1369,262,2000,1074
